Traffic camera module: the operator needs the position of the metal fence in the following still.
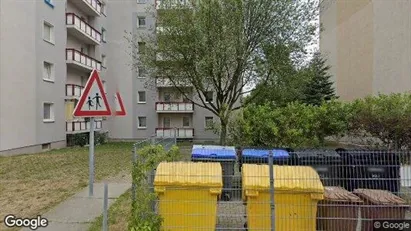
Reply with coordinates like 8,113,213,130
140,148,411,231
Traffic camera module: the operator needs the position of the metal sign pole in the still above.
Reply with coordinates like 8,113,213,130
268,150,275,231
89,117,95,197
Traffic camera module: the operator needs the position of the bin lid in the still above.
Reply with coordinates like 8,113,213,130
241,164,324,193
323,187,363,203
154,162,223,187
191,145,236,160
353,189,407,205
336,149,400,164
242,148,290,159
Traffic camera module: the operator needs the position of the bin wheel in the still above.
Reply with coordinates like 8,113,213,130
243,222,248,231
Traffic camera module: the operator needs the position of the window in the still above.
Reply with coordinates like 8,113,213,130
44,0,54,8
101,28,107,42
205,116,213,129
102,54,107,67
43,21,54,44
163,117,171,128
138,66,147,78
43,103,54,122
183,117,190,127
137,17,146,28
102,80,107,94
138,91,146,103
138,117,147,128
205,91,213,103
138,42,146,54
43,61,54,81
164,92,171,102
137,0,147,3
101,2,107,15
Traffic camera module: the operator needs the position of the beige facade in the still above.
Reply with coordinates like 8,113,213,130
320,0,411,101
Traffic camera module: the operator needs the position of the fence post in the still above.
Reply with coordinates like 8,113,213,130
102,182,108,231
131,144,137,203
268,150,275,231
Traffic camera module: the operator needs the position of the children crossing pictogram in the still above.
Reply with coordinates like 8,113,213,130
73,70,112,117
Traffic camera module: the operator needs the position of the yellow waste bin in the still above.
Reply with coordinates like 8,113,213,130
242,164,324,231
154,161,223,231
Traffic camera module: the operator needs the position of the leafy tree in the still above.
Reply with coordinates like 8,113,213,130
302,52,337,106
127,0,318,145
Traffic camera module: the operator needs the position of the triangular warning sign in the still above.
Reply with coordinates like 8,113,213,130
73,69,112,117
114,91,126,116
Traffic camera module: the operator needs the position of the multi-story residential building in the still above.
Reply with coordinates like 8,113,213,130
0,0,220,156
320,0,411,101
0,0,110,156
108,0,221,142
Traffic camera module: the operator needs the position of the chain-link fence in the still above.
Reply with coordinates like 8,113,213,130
139,146,411,231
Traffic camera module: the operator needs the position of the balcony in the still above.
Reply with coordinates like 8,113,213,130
156,77,192,87
66,120,102,134
66,49,102,72
156,128,194,139
69,0,101,17
155,102,194,113
65,84,84,99
66,13,101,45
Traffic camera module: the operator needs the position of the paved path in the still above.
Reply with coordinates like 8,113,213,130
21,183,130,231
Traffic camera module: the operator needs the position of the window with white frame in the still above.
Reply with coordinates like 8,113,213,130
183,117,190,127
137,0,147,3
43,103,54,122
138,42,146,54
43,21,54,44
43,61,54,81
101,54,107,67
205,91,213,103
137,17,146,28
138,91,146,103
164,92,171,102
163,117,171,128
138,117,147,128
205,116,213,129
138,66,147,78
101,28,107,42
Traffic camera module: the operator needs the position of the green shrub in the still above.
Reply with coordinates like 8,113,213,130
228,101,349,148
72,133,88,147
348,93,411,149
95,131,108,145
128,144,181,231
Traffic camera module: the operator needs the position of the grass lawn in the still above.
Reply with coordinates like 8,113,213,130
87,143,193,231
0,142,134,231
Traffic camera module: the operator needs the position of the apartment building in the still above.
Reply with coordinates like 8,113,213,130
108,0,221,142
320,0,411,101
0,0,111,155
0,0,220,155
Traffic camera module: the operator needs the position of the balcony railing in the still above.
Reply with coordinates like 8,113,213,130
155,102,194,113
66,13,101,45
156,77,192,87
66,48,102,72
156,128,194,138
66,120,102,133
65,84,84,98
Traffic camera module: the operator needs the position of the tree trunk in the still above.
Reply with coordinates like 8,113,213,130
220,118,228,146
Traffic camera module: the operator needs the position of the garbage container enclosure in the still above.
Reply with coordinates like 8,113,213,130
242,164,324,231
317,186,363,231
191,145,236,200
154,162,223,231
337,149,400,193
354,189,409,231
291,149,342,186
239,147,291,171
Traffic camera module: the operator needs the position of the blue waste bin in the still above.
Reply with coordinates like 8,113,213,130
238,147,292,172
191,145,236,201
